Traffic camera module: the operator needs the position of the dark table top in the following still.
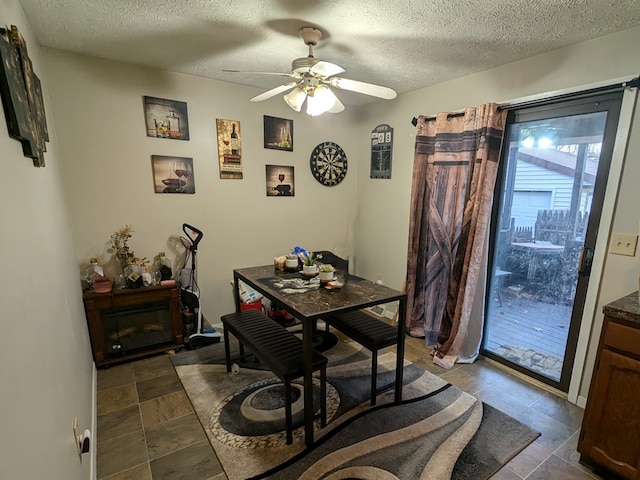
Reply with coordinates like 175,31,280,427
234,265,406,321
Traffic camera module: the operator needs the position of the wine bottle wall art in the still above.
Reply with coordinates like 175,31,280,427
216,118,243,179
265,165,294,197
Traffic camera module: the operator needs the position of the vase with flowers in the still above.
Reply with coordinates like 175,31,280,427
111,224,136,269
110,225,151,287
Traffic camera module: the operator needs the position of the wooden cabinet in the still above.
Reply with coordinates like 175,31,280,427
83,284,183,367
578,292,640,479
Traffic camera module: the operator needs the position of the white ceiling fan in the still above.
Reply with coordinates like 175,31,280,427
223,27,397,116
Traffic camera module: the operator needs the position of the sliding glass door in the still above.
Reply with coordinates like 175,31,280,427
482,91,623,391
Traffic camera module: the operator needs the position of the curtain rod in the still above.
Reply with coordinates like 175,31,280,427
410,76,639,126
411,111,465,126
498,76,639,112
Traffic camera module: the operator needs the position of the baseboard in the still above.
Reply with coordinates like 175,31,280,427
91,364,97,480
576,395,587,409
482,356,569,401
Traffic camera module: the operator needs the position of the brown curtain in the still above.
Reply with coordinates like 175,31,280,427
405,103,506,368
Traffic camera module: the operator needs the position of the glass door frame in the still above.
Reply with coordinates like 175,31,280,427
481,90,624,392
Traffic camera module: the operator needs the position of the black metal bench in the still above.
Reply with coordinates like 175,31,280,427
220,309,327,444
326,310,397,405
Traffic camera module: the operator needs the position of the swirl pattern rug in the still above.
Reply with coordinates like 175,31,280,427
171,334,539,480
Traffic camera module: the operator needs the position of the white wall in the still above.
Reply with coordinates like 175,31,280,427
42,50,360,328
356,26,640,400
0,0,95,478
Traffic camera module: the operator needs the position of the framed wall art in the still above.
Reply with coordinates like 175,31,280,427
216,118,243,179
370,124,393,178
266,165,294,196
143,96,189,140
0,25,48,167
263,115,293,151
151,155,195,194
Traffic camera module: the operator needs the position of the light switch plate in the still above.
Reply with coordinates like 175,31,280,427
609,233,638,256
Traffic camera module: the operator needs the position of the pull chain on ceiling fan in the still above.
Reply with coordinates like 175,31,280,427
223,27,397,116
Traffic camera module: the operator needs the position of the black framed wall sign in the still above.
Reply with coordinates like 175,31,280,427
370,124,393,179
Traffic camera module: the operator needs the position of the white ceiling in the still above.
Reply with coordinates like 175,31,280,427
18,0,640,106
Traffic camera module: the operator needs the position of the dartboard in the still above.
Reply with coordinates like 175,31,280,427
309,141,348,186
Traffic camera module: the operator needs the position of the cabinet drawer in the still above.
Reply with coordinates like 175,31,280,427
604,319,640,357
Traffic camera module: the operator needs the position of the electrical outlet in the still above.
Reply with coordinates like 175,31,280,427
73,417,91,456
609,233,638,256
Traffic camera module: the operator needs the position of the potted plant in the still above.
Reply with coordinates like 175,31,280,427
300,251,321,276
285,254,299,271
318,264,335,284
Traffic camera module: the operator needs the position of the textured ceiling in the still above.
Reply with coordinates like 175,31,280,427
18,0,640,106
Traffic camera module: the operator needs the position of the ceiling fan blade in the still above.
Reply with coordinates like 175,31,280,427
328,77,397,99
250,83,297,102
310,61,344,78
223,69,298,79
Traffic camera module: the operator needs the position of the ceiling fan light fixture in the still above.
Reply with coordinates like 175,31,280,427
284,87,307,112
228,24,396,114
306,85,336,117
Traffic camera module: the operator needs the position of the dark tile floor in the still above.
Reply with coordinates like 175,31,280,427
97,334,603,480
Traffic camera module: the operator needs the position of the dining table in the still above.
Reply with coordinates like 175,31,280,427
511,241,565,280
232,265,407,447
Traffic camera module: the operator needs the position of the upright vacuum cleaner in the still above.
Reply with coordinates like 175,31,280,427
178,223,223,349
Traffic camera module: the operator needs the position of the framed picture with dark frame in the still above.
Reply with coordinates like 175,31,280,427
151,155,195,194
263,115,293,151
266,165,294,196
143,96,189,140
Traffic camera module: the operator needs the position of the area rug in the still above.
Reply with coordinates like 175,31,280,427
171,334,539,480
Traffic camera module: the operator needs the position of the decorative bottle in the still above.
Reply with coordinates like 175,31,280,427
83,258,104,288
142,267,154,287
124,258,143,289
156,252,172,281
166,110,181,138
230,123,238,155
